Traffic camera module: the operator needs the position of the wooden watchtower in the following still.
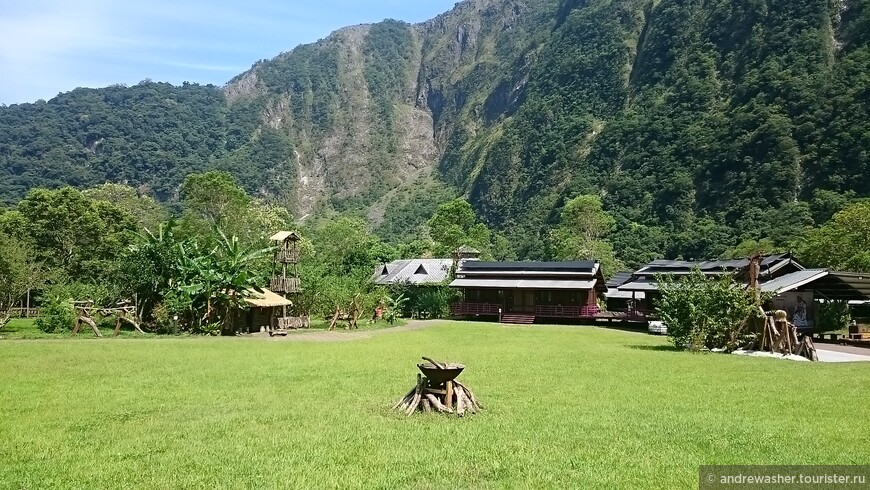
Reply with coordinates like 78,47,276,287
269,231,303,331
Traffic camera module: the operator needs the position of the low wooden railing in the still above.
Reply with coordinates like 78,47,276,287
534,305,581,318
534,305,601,318
450,302,501,316
6,308,40,318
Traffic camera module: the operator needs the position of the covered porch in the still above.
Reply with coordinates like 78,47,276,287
450,288,601,319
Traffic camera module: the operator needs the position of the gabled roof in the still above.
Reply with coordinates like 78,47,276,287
617,279,661,292
605,272,646,299
806,272,870,301
372,259,453,285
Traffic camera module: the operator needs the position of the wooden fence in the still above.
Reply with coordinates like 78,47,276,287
6,308,41,318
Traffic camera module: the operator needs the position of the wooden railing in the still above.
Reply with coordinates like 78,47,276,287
534,305,581,318
6,308,41,318
450,302,501,316
624,308,654,319
534,305,601,318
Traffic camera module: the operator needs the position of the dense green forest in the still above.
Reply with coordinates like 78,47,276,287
1,0,869,268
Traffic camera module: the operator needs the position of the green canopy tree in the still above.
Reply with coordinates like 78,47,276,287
0,232,48,328
180,171,292,244
426,199,493,258
181,171,251,229
550,195,623,277
14,187,138,283
799,201,870,272
83,183,168,232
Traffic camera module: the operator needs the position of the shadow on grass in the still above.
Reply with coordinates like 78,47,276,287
627,344,681,352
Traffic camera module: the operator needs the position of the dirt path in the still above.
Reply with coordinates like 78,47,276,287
250,319,447,342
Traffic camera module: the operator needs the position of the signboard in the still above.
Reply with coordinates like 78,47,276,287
769,291,814,329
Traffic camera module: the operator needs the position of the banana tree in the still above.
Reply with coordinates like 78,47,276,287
172,228,274,333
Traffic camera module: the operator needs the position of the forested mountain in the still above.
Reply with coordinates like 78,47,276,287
1,0,868,265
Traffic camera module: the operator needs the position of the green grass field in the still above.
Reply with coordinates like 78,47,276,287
1,322,868,489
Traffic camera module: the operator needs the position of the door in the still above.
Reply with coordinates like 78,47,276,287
509,290,535,313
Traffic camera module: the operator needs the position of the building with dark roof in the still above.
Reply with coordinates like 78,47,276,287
448,261,606,322
372,259,454,286
616,254,804,314
605,272,646,314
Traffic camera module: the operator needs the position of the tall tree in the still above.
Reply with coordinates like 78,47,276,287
426,199,493,258
83,183,168,232
0,233,47,328
181,171,252,229
14,187,137,282
798,201,870,272
550,195,623,277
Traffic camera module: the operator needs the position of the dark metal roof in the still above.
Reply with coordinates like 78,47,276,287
635,254,795,274
809,272,870,301
450,278,599,290
460,261,597,273
607,272,633,288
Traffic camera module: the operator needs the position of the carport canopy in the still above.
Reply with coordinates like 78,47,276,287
810,272,870,301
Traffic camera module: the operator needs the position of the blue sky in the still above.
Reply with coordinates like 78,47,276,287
0,0,460,105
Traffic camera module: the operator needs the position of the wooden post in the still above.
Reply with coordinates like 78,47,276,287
446,380,454,410
71,308,82,336
25,289,30,318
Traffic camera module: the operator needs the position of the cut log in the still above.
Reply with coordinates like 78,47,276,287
391,387,416,411
328,310,339,331
396,393,413,412
465,393,478,414
455,386,467,417
454,381,483,410
425,393,453,413
421,398,432,413
405,375,423,416
405,391,421,416
73,315,102,338
421,357,447,369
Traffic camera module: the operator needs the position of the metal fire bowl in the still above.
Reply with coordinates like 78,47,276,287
417,363,465,384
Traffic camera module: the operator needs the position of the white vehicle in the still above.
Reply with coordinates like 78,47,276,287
648,321,667,335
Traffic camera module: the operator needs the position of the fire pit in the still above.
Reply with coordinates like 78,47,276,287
417,362,464,384
392,357,482,417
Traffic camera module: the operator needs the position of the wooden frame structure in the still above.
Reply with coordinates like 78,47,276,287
71,300,144,338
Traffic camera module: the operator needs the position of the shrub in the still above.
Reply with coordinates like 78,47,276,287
36,299,76,333
817,300,851,333
656,270,764,351
387,284,457,319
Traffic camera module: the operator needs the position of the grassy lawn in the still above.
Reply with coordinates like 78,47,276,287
1,322,868,488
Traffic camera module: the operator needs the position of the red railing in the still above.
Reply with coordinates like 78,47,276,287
451,302,501,316
534,305,580,317
533,305,601,318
